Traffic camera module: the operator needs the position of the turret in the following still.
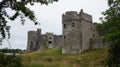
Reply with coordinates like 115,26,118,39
79,9,93,23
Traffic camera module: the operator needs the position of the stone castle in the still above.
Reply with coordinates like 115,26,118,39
27,9,104,54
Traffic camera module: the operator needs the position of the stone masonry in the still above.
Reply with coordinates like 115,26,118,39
27,29,62,52
27,9,104,54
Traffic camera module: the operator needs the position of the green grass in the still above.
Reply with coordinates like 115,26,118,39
21,48,108,67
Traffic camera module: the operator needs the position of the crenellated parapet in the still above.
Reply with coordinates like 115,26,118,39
62,11,80,22
62,9,93,23
79,9,93,23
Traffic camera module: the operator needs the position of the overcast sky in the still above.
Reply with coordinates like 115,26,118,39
0,0,108,50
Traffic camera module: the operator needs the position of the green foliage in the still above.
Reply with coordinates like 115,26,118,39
0,0,58,38
0,48,24,53
97,0,120,67
0,53,23,67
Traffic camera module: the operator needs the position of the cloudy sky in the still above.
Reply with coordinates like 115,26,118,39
0,0,108,50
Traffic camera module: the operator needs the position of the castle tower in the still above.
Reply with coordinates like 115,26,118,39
27,31,37,52
27,29,41,52
62,9,98,54
62,11,82,54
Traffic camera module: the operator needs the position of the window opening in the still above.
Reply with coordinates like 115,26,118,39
63,24,66,29
48,41,52,44
72,23,75,27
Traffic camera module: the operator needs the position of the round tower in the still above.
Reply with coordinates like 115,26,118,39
62,11,82,54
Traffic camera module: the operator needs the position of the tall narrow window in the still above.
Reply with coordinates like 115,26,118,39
63,24,66,29
64,36,66,39
93,34,95,37
31,41,33,45
72,23,75,27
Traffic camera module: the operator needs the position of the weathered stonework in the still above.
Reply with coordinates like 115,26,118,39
27,9,104,53
26,30,62,52
27,29,42,52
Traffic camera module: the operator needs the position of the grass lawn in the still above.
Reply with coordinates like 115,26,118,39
21,48,108,67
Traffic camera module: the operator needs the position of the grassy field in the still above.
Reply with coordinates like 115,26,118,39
21,48,108,67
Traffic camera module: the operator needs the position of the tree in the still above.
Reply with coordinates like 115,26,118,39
0,0,58,39
97,0,120,67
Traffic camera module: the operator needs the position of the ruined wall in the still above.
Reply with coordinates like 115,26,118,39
54,35,62,48
45,32,54,48
27,30,62,52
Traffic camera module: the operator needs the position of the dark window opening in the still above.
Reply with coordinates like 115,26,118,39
49,37,52,39
63,24,66,29
72,23,75,27
70,47,72,49
93,34,95,37
91,28,92,30
33,36,36,39
48,41,52,44
31,41,33,45
93,29,95,32
64,36,66,39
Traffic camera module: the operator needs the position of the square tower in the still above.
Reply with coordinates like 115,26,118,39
27,29,42,52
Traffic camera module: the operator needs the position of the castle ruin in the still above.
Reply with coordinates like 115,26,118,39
27,10,104,54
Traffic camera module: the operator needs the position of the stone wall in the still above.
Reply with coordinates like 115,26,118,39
27,29,62,52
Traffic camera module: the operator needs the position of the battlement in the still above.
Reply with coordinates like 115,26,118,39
79,9,92,23
62,9,93,23
28,31,36,34
62,11,80,22
45,32,54,35
64,11,77,16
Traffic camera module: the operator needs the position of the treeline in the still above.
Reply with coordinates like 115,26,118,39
0,48,25,54
0,53,23,67
97,0,120,67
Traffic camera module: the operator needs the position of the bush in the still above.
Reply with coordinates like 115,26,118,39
0,53,23,67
